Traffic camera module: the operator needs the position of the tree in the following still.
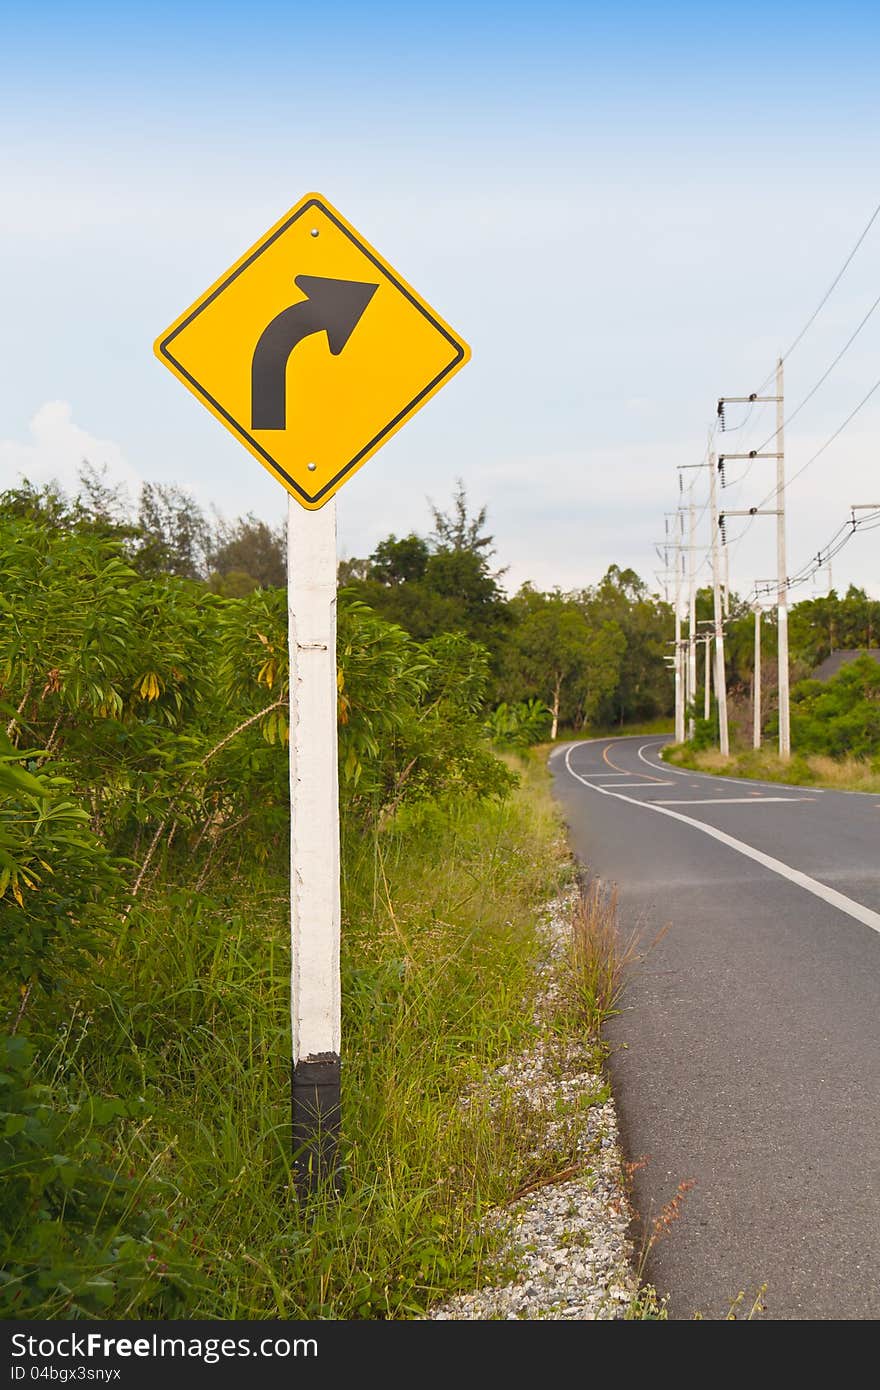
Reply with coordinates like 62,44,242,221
576,620,626,728
337,487,511,666
135,483,211,580
505,590,594,739
429,478,496,559
0,480,74,529
367,533,429,586
208,513,285,589
785,654,880,757
577,566,672,724
76,462,131,532
337,555,371,585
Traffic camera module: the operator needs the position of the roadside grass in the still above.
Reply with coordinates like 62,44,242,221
664,742,880,793
557,882,638,1043
25,754,583,1319
554,884,669,1322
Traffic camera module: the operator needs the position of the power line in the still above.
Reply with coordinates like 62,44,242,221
755,371,880,507
751,193,880,395
750,286,880,454
720,275,880,516
724,371,880,571
667,196,880,619
751,506,880,601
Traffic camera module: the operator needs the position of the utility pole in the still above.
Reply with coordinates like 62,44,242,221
677,462,712,742
688,491,697,739
709,451,730,754
661,509,689,745
775,359,790,758
703,634,712,721
674,510,685,743
717,364,788,758
753,603,762,750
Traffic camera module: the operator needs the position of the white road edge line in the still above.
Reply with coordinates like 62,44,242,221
563,744,880,938
635,739,828,793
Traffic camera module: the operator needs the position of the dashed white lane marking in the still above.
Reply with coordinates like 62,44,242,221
651,796,814,805
563,744,880,938
615,782,675,789
582,774,640,780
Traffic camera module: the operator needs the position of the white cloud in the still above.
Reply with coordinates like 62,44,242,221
0,401,141,502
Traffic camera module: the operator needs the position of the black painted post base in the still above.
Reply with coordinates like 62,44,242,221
292,1054,341,1199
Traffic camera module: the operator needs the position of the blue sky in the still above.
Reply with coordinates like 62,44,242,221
2,1,880,597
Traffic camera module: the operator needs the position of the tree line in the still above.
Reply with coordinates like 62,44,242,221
687,582,880,747
5,469,878,746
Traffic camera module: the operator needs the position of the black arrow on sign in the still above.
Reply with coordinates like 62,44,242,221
251,275,379,431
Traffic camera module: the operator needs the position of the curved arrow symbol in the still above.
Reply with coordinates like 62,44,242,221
251,275,379,431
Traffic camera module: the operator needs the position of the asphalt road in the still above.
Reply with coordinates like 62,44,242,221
550,734,880,1320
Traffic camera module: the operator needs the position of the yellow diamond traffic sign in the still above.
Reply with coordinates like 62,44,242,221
154,193,470,509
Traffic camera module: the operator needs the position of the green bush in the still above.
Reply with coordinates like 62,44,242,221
0,735,123,996
484,698,552,749
689,710,717,751
0,509,541,1319
0,1035,195,1318
782,655,880,760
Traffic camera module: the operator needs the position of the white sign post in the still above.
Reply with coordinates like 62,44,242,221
154,193,469,1198
287,496,342,1193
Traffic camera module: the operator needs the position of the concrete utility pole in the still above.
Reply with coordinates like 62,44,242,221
709,452,730,754
703,635,712,720
717,364,789,758
753,604,762,750
677,463,711,742
775,359,791,759
688,492,697,740
288,497,342,1194
674,510,686,743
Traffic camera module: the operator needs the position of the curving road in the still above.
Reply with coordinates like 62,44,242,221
550,734,880,1320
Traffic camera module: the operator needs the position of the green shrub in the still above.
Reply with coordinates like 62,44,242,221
0,1035,195,1318
689,711,717,751
0,735,123,998
781,655,880,759
485,699,552,750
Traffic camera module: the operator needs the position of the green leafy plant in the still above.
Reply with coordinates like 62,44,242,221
0,734,123,996
0,1034,195,1318
485,699,552,749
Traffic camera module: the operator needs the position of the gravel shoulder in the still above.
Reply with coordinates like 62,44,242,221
429,895,650,1321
